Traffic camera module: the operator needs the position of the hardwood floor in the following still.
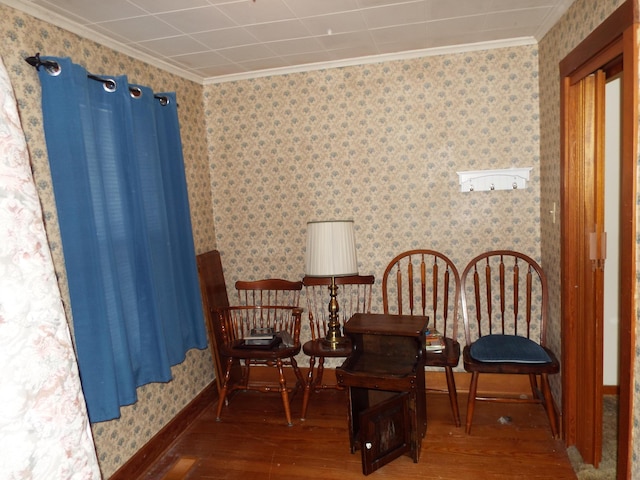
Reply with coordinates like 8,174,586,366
139,386,577,479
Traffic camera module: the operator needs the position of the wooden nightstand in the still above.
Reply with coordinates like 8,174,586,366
336,313,428,475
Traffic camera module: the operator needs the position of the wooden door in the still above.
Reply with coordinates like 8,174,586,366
563,71,606,466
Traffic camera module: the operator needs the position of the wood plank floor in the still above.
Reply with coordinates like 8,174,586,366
140,387,577,480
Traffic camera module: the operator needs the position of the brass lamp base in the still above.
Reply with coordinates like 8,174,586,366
323,324,347,350
323,277,347,350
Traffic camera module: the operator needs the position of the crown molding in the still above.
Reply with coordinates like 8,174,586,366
203,37,537,85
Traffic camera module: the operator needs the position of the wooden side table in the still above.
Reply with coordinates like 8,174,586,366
335,313,428,475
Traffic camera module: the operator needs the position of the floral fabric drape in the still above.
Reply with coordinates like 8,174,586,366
0,55,100,478
36,57,207,422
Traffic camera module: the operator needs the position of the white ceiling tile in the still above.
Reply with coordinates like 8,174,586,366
427,0,494,19
317,31,375,51
491,0,557,9
375,38,425,54
171,50,231,68
90,24,134,45
484,7,550,30
34,0,147,23
237,56,290,72
193,63,248,78
265,37,324,56
370,22,427,45
302,11,368,36
30,0,89,24
191,27,260,49
357,0,426,7
156,6,235,33
96,16,183,42
282,50,332,66
218,43,278,63
423,33,481,49
138,35,209,57
362,2,428,28
128,0,211,14
205,0,247,4
283,0,360,17
478,27,536,40
244,19,311,42
215,0,296,25
426,16,488,38
325,44,379,61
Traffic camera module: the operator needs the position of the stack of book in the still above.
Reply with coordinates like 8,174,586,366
424,328,445,353
242,327,281,348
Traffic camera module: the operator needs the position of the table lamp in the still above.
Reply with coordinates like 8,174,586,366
305,220,359,347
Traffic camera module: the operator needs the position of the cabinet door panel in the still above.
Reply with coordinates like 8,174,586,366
360,392,411,475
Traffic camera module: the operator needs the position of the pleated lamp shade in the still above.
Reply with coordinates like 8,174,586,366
305,220,359,277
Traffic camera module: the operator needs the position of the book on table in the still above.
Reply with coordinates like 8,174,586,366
424,328,445,353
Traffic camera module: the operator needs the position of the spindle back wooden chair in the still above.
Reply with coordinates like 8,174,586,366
382,249,462,427
214,279,304,426
460,250,559,437
236,278,302,308
300,274,375,420
214,304,305,426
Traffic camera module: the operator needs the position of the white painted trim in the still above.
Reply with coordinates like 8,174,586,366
203,37,537,85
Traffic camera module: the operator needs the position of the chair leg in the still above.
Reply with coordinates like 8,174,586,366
215,357,234,422
290,356,305,392
540,373,559,438
300,356,316,421
316,356,326,390
275,358,294,427
465,372,479,434
444,366,461,427
528,373,539,398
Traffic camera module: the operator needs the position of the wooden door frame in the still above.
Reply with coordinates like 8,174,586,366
560,0,638,477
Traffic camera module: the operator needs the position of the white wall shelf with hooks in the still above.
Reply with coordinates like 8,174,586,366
456,167,533,192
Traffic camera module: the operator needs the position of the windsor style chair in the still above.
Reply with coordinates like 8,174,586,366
215,279,304,426
382,249,462,427
300,274,375,420
460,250,559,437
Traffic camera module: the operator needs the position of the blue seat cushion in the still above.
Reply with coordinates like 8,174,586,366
470,334,552,364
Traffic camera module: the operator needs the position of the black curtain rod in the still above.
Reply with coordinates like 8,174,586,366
25,53,171,106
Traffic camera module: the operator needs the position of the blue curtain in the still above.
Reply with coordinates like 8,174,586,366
36,57,207,423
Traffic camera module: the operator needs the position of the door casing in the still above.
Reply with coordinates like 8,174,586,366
559,1,638,477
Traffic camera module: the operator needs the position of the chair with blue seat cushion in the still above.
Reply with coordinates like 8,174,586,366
460,250,559,437
469,334,552,363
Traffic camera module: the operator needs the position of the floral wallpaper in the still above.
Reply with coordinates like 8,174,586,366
0,4,215,478
204,47,543,368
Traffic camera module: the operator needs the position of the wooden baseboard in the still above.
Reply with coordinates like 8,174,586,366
317,368,534,395
258,367,541,395
109,382,217,480
424,370,534,394
602,384,619,395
